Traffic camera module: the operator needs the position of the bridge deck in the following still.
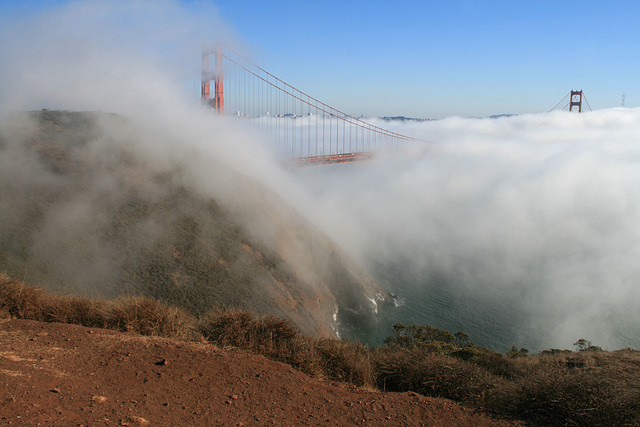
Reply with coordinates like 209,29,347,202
296,152,373,165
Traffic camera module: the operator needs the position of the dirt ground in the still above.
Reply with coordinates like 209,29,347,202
0,318,524,426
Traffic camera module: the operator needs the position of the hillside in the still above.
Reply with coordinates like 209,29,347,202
4,273,640,425
0,317,521,426
0,110,386,337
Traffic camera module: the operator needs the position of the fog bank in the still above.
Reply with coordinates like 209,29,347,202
293,110,640,351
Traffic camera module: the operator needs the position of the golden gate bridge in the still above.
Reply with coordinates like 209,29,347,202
201,45,423,164
199,45,590,164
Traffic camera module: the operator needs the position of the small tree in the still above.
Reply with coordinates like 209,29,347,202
574,339,591,351
454,331,472,348
574,338,603,352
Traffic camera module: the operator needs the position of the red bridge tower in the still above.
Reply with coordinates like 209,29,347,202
569,90,583,113
202,45,224,114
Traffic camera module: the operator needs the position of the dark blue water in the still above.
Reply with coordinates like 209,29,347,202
342,258,640,353
342,260,535,353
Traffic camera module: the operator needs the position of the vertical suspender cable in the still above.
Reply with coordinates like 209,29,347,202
322,108,325,156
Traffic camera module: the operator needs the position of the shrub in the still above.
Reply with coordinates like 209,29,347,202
198,308,259,347
108,296,197,340
198,309,377,386
540,348,572,356
0,273,197,340
383,323,479,358
198,308,320,376
315,338,374,387
467,348,524,379
0,272,49,320
574,338,604,352
373,346,496,402
43,294,110,328
507,346,529,358
488,357,640,426
385,323,455,349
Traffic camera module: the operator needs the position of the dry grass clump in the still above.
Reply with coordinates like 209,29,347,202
0,272,50,320
512,368,635,425
44,294,110,328
372,341,640,426
199,308,321,376
198,309,300,351
0,272,197,340
315,338,373,386
198,308,376,386
108,296,198,341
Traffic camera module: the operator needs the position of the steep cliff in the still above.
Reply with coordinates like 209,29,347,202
0,110,387,337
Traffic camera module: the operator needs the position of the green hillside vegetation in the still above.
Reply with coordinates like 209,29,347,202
2,274,639,426
0,110,387,337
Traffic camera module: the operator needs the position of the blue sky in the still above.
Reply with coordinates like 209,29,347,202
3,0,640,118
209,0,640,118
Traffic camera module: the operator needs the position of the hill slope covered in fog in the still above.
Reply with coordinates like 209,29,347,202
0,109,387,337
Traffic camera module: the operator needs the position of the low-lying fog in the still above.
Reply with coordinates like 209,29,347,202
293,111,640,351
2,0,639,352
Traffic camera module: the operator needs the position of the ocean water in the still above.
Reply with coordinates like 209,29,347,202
341,257,640,353
341,261,526,353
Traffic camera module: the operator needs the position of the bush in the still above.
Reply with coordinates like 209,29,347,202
507,346,529,358
315,338,373,387
108,296,197,340
574,338,604,352
198,308,264,347
43,294,110,328
468,348,525,379
0,272,49,320
198,309,376,387
0,272,197,340
373,346,497,402
198,308,320,376
383,323,479,357
488,357,640,426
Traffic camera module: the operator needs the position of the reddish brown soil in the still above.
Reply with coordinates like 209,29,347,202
0,318,524,426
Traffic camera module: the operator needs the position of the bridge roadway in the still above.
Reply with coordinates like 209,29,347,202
295,152,373,165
